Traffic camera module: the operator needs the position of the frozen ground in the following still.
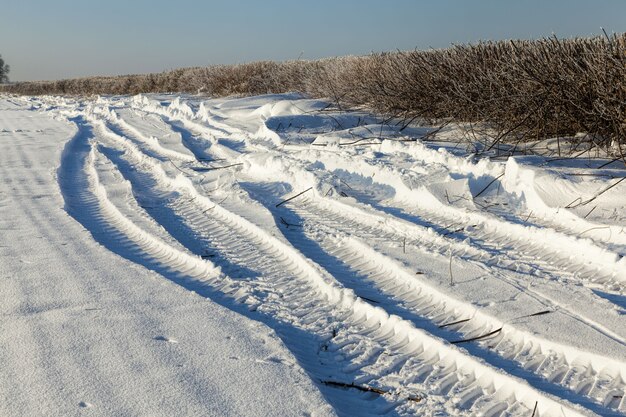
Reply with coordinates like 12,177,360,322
1,93,625,416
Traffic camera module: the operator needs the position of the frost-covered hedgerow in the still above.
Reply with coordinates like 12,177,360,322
2,34,625,149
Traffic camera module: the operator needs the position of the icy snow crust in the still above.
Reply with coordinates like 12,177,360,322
3,93,626,416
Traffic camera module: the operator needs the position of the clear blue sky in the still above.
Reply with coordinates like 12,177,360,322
1,0,625,81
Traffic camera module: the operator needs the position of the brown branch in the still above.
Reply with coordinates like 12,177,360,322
320,380,422,403
276,187,313,207
450,327,503,344
473,173,505,199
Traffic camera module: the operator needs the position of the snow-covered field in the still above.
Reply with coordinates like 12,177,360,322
1,93,625,417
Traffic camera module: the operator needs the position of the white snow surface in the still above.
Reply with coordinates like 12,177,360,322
1,93,626,417
0,97,335,417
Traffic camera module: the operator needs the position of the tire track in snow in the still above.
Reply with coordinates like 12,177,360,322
114,97,626,414
53,112,595,417
149,93,626,292
206,126,626,351
152,99,626,414
287,148,626,290
86,104,196,163
309,189,626,349
309,178,626,347
229,151,626,356
478,197,626,256
235,180,626,416
143,96,626,325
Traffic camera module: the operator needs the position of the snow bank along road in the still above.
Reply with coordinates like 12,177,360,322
1,93,625,417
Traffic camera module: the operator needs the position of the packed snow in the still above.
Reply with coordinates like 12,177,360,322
1,93,625,417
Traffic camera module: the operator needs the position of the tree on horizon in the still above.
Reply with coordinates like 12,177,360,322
0,55,10,83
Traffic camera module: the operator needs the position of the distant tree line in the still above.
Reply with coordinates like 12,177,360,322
1,34,625,151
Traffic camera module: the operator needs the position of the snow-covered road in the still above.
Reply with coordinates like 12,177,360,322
1,93,625,416
0,97,335,417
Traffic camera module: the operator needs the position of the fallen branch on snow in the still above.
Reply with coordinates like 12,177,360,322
276,187,313,207
320,380,422,403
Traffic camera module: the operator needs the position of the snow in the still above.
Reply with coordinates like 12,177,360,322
0,98,335,417
1,92,626,416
